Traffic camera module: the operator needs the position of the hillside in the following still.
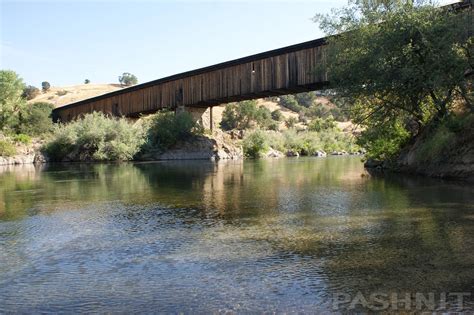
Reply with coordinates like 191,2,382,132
29,84,124,108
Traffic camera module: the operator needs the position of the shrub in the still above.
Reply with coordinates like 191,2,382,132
279,95,302,112
0,140,16,157
295,92,316,108
285,117,298,128
118,72,138,86
308,116,336,132
240,128,358,158
279,129,357,155
415,125,454,163
41,81,51,92
56,90,68,96
414,114,473,163
145,111,202,150
267,121,280,131
43,112,145,161
357,120,410,160
271,109,283,121
265,131,285,152
17,102,54,136
22,85,40,100
305,103,328,119
243,129,269,158
255,106,272,128
84,79,90,84
12,134,31,145
298,112,308,124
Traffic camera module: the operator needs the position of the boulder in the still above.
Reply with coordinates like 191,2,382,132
364,158,383,168
265,149,284,158
286,150,299,157
313,150,327,157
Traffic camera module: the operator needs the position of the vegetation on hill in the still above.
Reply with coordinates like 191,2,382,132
118,72,138,86
314,0,473,161
276,93,349,122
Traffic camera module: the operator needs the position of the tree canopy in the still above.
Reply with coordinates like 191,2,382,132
314,0,473,159
118,72,138,86
0,70,27,132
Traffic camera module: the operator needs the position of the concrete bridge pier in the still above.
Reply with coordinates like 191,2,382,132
177,105,214,131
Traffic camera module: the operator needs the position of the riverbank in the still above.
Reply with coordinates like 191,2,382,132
366,113,474,182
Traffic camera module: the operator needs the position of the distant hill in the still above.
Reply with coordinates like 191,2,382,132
28,84,124,108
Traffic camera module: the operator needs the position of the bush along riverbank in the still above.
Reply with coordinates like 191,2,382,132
366,113,474,182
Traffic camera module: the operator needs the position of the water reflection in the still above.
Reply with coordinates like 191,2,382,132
0,158,473,312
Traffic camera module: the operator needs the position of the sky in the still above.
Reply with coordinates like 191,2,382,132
0,0,456,87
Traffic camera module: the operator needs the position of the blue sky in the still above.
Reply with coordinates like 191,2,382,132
0,0,452,87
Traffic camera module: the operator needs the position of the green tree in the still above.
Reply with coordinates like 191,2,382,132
0,70,26,133
118,72,138,86
314,0,473,158
220,100,271,130
84,79,90,84
18,102,55,136
41,81,51,92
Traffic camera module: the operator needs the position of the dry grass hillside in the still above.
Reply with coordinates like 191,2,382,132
29,84,124,108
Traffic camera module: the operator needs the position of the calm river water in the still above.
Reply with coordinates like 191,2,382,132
1,157,473,313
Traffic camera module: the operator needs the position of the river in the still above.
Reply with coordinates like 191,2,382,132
0,157,473,312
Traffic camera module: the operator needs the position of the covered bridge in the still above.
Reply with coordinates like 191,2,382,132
52,37,329,124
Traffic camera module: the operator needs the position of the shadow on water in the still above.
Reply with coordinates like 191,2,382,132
0,157,473,312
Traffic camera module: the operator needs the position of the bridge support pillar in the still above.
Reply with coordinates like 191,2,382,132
180,106,213,132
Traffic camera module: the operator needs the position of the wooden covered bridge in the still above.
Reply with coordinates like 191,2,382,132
52,37,329,126
52,0,472,127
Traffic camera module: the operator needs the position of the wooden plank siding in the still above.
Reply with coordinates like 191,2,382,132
53,38,329,122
